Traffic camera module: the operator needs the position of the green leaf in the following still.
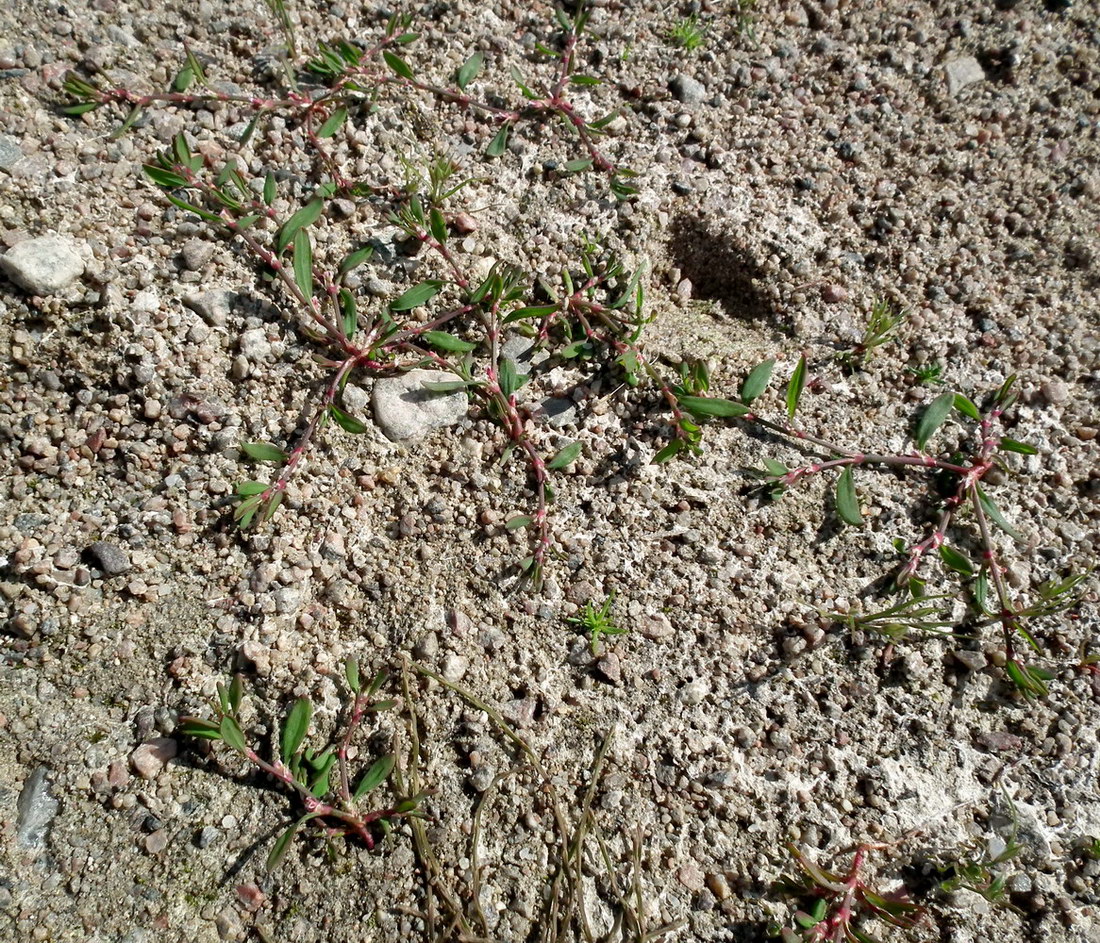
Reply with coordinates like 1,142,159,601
219,716,248,754
237,480,268,496
339,245,372,277
317,105,348,139
263,171,277,206
1000,437,1038,456
506,515,533,530
939,544,975,577
761,458,788,477
456,51,483,90
143,165,188,189
563,158,594,173
276,197,324,255
504,303,558,323
977,486,1022,540
281,697,312,766
266,813,318,871
785,355,807,419
262,490,283,523
227,675,244,713
740,359,775,404
953,394,981,421
382,50,414,80
569,74,601,86
353,755,395,799
652,441,684,464
292,229,313,299
62,101,100,116
329,404,367,434
241,442,288,463
367,670,388,697
340,288,357,337
486,122,510,158
178,718,223,740
915,391,956,449
498,358,522,398
428,207,447,245
835,466,861,526
679,396,751,419
422,330,476,353
345,657,361,693
391,280,444,311
548,442,582,470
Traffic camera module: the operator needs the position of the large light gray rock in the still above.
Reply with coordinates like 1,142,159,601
945,56,985,96
371,369,468,441
1,234,85,294
16,767,58,850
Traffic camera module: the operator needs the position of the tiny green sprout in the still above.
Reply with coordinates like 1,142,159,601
842,298,906,368
668,15,708,52
567,593,627,655
937,837,1024,911
908,362,945,385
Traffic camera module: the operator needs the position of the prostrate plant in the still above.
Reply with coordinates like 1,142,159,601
840,299,905,370
772,843,924,943
61,4,661,585
178,659,425,870
935,836,1023,911
676,359,1086,697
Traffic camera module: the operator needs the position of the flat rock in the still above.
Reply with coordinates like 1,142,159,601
945,56,985,96
0,133,22,169
371,369,468,441
182,289,233,327
669,73,706,104
16,767,58,850
1,234,85,294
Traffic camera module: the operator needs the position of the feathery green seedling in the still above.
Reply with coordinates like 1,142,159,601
667,15,709,52
566,592,627,655
840,299,905,369
178,660,426,870
772,843,924,942
676,359,1086,696
907,363,945,386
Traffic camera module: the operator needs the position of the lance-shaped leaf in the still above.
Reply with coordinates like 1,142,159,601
390,280,444,311
498,358,522,398
317,105,348,139
383,50,414,80
1000,437,1037,455
953,394,981,421
219,716,248,754
329,404,367,434
263,171,277,205
835,466,862,525
422,330,476,353
338,245,373,277
276,197,324,254
281,697,311,766
680,396,751,419
241,442,287,463
354,755,395,799
741,359,775,404
486,122,510,158
785,355,807,419
506,515,533,530
976,486,1022,540
939,544,974,577
548,442,582,470
266,812,318,871
292,229,313,299
915,391,955,450
456,51,483,90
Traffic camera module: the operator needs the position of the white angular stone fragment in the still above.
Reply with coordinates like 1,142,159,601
371,369,468,441
1,234,85,294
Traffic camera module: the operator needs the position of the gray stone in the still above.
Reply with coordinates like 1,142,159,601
88,541,131,575
0,133,22,169
180,238,214,271
542,397,579,429
182,289,233,327
945,56,985,96
1,235,85,294
441,653,468,682
669,73,706,104
238,327,272,360
17,767,58,850
371,369,468,441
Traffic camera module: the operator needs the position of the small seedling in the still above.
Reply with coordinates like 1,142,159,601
668,15,709,53
734,0,760,45
566,592,627,654
178,660,426,870
936,837,1023,910
841,298,905,369
907,363,945,386
772,843,924,942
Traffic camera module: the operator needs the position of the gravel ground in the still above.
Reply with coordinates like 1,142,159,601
1,1,1098,941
